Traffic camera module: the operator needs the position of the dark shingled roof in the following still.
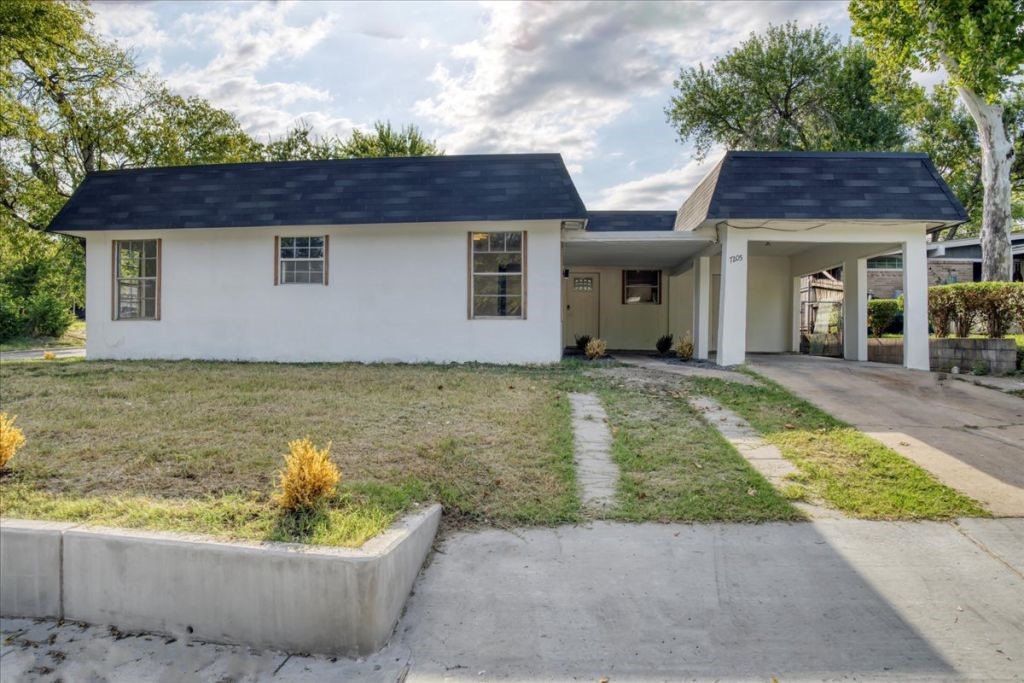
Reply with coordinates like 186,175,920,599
586,210,677,232
676,151,968,231
47,154,587,232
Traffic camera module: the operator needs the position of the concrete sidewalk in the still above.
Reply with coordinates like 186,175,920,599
749,354,1024,517
3,517,1022,682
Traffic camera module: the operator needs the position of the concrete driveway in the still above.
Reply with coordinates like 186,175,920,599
3,518,1023,682
749,354,1024,517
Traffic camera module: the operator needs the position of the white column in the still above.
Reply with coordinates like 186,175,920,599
692,256,711,360
715,228,748,366
791,275,802,353
842,257,868,361
902,233,930,370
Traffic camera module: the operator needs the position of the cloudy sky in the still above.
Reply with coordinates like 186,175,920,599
92,0,852,209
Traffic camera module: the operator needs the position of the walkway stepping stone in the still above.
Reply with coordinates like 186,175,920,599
688,395,840,519
568,392,619,510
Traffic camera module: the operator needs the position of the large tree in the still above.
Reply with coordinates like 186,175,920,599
906,85,1023,239
850,0,1024,280
665,22,907,160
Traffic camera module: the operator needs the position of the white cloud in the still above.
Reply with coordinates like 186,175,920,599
593,152,725,210
91,1,169,51
159,2,348,137
415,1,848,168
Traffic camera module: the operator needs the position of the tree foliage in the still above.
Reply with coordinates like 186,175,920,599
666,22,907,160
849,0,1024,100
0,1,439,339
850,0,1023,280
339,121,441,158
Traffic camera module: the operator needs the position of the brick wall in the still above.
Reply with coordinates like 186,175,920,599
866,260,975,299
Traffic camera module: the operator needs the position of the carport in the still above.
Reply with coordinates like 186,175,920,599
564,152,968,369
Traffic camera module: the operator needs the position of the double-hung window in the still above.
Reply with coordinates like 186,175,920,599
622,269,661,304
114,239,160,320
470,231,525,318
277,236,327,285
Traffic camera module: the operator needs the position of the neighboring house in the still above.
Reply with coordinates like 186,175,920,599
866,233,1024,299
47,151,967,369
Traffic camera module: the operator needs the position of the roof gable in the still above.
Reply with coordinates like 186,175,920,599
676,151,968,230
47,154,587,232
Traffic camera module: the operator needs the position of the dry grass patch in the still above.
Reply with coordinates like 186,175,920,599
0,360,579,545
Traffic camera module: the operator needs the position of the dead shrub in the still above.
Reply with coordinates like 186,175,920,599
0,412,26,470
274,438,341,512
585,338,608,359
675,332,694,360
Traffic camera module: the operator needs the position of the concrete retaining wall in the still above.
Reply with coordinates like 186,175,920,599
0,520,75,619
868,338,1018,374
0,504,440,656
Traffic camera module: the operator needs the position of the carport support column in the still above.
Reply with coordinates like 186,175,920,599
842,257,868,361
791,276,802,353
716,228,748,366
903,233,930,371
692,256,711,360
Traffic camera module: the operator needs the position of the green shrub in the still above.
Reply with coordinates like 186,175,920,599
867,299,901,338
656,333,673,355
1003,283,1024,335
931,282,1024,339
574,334,592,352
928,286,955,338
22,291,74,338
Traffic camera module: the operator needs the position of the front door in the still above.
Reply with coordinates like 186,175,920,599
566,272,600,346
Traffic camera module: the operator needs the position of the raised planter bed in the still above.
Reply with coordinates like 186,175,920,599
0,504,441,657
868,338,1018,375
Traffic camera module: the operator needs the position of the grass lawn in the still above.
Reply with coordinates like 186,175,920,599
689,373,987,520
560,367,801,522
0,320,86,353
0,360,579,546
598,384,800,522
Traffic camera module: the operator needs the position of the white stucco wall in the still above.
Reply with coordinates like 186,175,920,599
81,221,563,364
744,256,792,353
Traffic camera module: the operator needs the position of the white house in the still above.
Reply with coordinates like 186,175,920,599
48,151,967,369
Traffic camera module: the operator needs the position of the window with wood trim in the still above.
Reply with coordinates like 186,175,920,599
277,236,328,285
622,269,661,304
113,239,160,320
470,231,525,318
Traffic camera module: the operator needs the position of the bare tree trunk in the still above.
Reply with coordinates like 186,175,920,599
956,85,1014,281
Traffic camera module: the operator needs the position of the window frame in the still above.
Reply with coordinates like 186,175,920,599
112,238,161,321
621,269,662,305
274,235,329,286
468,231,527,320
867,255,903,270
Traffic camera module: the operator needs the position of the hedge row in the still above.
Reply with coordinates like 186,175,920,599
928,282,1024,338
